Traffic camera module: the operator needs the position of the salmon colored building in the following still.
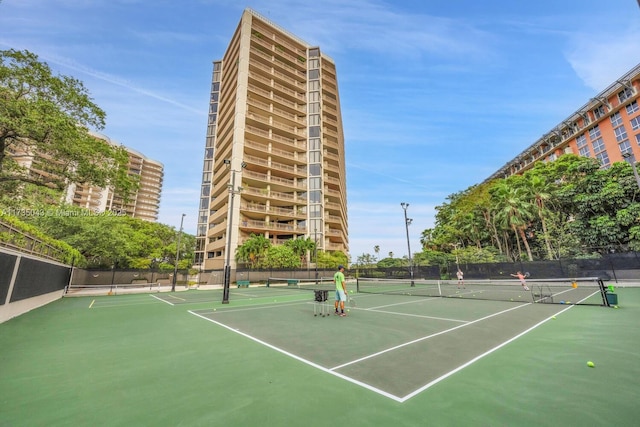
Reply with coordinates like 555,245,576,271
487,63,640,180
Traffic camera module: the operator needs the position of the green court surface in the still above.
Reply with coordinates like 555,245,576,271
1,285,639,426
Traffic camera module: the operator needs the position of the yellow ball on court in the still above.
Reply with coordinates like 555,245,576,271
347,309,350,312
587,361,595,368
551,316,556,319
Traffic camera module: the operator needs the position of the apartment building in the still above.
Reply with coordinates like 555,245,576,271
195,8,349,270
487,63,640,180
8,131,163,221
65,132,164,221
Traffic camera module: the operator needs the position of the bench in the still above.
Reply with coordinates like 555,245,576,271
287,279,299,286
237,280,250,288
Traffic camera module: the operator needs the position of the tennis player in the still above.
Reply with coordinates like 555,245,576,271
511,271,530,291
334,265,347,317
456,269,465,289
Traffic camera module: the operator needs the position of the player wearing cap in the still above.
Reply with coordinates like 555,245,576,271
334,265,347,316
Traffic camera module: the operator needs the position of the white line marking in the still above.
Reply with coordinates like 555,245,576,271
150,294,174,306
399,304,576,402
363,309,468,323
330,303,531,371
368,298,439,310
188,310,404,402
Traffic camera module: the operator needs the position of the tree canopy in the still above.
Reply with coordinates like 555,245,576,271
426,155,640,264
0,49,136,200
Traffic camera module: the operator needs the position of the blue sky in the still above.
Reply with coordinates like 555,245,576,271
1,0,639,261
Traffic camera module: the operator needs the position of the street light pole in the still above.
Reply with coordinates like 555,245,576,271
400,202,414,286
622,150,640,190
222,160,246,304
314,227,319,285
172,213,186,292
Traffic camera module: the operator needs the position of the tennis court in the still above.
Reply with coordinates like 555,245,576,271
1,282,639,426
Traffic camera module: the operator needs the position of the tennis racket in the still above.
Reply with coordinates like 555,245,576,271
347,291,356,307
524,272,530,278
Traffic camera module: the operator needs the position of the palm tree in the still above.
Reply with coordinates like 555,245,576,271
374,245,380,261
236,234,271,268
525,173,555,259
491,180,535,261
285,237,315,266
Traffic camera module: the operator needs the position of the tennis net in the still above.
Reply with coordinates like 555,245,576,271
64,282,163,296
266,277,335,291
356,277,609,306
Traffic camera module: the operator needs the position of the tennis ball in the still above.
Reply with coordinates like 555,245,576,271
587,361,595,368
347,309,350,312
551,316,556,319
614,305,619,309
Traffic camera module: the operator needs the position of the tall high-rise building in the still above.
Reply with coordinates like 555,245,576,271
487,63,640,181
8,131,163,221
64,132,164,221
195,8,349,270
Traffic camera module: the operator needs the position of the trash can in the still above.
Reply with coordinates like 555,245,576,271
606,293,618,306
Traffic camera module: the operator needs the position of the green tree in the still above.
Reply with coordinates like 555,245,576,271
23,204,193,268
262,245,300,269
236,234,271,268
0,49,136,199
284,237,315,266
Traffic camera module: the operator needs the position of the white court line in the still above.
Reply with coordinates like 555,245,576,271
368,297,439,310
188,310,404,402
362,308,468,323
195,301,309,315
150,294,175,306
329,303,531,371
400,303,577,402
189,297,584,403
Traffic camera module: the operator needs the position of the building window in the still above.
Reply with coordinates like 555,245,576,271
310,190,322,203
627,101,639,116
309,138,321,150
576,133,587,148
631,116,640,131
595,151,610,167
309,151,321,163
593,106,606,120
309,177,321,190
618,87,634,103
308,80,320,91
309,205,321,217
309,126,320,137
309,69,319,79
309,114,320,125
309,164,321,176
610,112,623,127
592,137,605,153
309,48,320,58
636,134,640,145
614,126,628,142
588,125,601,140
619,140,632,154
591,137,610,167
578,145,591,157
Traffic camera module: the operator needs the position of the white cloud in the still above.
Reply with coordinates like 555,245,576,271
565,25,640,92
